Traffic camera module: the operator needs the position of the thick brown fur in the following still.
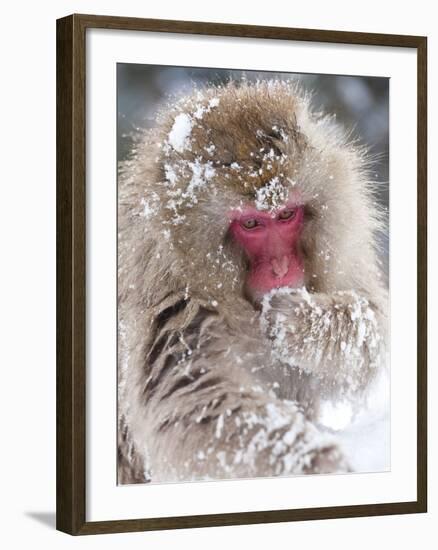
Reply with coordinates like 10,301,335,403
118,80,388,483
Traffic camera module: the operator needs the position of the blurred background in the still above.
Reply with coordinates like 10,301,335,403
117,65,389,277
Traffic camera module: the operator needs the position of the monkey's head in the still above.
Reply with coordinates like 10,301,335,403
127,80,384,308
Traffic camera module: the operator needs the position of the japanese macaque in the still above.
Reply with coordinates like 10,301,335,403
117,80,388,484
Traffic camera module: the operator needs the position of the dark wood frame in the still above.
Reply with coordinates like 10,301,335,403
56,13,428,536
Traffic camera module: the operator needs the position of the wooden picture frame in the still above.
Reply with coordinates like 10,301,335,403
56,13,427,535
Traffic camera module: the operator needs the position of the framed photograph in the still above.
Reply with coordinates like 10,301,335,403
56,14,427,535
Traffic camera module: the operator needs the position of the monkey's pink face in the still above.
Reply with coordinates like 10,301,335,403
229,204,305,295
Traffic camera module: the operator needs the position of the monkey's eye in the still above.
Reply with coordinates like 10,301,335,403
278,209,296,221
242,219,258,230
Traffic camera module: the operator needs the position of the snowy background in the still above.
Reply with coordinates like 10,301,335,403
117,65,390,474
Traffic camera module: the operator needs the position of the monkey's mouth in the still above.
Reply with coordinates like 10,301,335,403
248,257,304,294
271,256,290,279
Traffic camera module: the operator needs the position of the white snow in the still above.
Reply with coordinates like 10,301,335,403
255,177,290,211
168,113,193,153
185,159,216,200
325,371,391,472
192,97,220,120
209,97,220,108
139,197,158,219
215,414,224,439
164,163,178,186
162,156,217,219
320,400,353,430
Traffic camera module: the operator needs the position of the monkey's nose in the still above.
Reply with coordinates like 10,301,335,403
271,256,290,278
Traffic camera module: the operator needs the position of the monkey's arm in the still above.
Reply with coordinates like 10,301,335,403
143,374,348,482
122,299,349,483
261,288,387,396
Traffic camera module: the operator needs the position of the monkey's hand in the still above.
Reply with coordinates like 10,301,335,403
261,287,386,396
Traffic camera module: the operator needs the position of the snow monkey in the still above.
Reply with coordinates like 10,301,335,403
118,80,388,484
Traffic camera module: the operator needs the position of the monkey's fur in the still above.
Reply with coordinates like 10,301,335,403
118,80,387,484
